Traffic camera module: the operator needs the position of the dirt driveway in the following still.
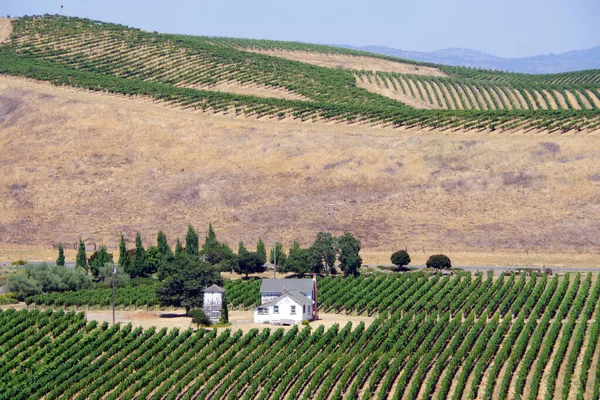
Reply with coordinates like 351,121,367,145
2,304,374,333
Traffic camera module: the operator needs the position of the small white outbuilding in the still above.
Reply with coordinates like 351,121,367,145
203,284,225,323
254,278,318,325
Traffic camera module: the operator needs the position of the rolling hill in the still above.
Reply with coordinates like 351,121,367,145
1,15,600,263
340,45,600,74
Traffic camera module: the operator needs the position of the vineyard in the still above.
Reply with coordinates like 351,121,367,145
0,15,599,132
4,272,600,399
355,70,600,111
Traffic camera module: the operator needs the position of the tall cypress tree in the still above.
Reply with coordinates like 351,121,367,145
157,230,172,258
132,232,146,277
175,238,184,255
269,242,286,267
220,293,229,324
238,241,248,257
185,224,199,256
56,243,65,267
76,238,87,271
119,234,131,274
256,238,267,264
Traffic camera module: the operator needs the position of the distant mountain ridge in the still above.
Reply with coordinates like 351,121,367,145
336,45,600,74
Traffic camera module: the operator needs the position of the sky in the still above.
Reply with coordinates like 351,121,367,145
2,0,598,58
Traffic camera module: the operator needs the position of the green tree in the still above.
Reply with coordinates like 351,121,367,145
256,238,267,264
269,241,287,268
56,243,65,267
189,308,211,328
155,254,222,315
220,293,229,323
185,224,199,256
131,232,146,277
283,241,311,275
8,263,92,300
157,230,173,258
88,245,114,277
391,250,411,270
338,232,362,277
238,241,249,257
311,232,338,275
76,238,87,272
426,254,452,270
202,223,235,265
175,238,184,255
97,264,130,288
118,234,131,272
145,246,162,275
234,251,266,278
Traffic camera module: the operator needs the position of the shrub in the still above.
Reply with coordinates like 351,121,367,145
189,308,211,327
302,319,310,325
426,254,452,269
11,260,27,266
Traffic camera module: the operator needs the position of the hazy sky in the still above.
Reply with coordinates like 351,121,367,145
2,0,598,58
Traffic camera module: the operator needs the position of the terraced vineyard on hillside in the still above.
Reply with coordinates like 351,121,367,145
355,70,600,111
1,15,599,132
4,272,600,399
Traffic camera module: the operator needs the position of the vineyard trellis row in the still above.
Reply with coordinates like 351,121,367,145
4,272,600,399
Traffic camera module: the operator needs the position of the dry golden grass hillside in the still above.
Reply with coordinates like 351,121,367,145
1,76,599,264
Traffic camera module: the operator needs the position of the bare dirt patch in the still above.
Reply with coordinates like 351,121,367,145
6,305,374,333
0,19,12,44
247,49,447,76
180,81,309,101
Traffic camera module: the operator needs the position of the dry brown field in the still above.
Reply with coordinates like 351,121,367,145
245,48,447,76
1,76,599,267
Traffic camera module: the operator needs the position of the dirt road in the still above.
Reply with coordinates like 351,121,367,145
2,305,374,332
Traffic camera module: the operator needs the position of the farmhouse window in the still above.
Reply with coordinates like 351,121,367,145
274,306,279,314
303,305,306,313
291,305,296,315
258,307,269,315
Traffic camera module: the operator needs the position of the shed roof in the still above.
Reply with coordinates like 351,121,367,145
259,289,313,307
260,278,314,294
203,284,225,293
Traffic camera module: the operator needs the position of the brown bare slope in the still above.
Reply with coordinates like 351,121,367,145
246,49,447,76
0,18,12,43
1,76,600,258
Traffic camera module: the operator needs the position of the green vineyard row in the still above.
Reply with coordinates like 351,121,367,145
3,272,600,399
356,70,600,111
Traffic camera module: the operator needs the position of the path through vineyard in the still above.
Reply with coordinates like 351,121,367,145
0,19,11,43
3,304,374,333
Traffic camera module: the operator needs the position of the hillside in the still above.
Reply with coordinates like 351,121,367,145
1,16,600,262
0,16,599,133
1,76,600,257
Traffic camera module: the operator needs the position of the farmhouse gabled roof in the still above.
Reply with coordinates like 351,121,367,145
259,289,313,307
260,278,314,294
204,284,225,293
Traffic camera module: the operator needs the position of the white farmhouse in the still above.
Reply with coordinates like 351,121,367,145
254,278,318,325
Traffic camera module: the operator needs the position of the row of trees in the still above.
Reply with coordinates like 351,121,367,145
391,250,452,270
66,225,364,280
